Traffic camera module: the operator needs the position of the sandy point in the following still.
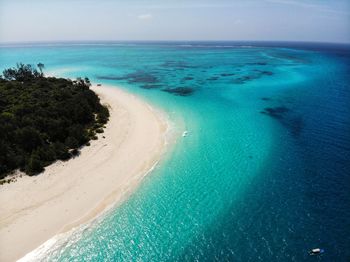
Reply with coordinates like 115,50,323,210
0,84,169,262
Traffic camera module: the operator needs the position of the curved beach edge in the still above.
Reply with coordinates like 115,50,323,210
0,84,171,262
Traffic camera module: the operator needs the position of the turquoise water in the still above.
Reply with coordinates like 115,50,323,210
1,42,349,261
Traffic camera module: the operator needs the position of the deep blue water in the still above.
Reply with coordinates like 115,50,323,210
0,42,349,261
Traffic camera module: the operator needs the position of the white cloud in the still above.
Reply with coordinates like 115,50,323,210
137,14,153,20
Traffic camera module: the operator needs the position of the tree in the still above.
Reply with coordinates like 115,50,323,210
3,63,40,81
26,152,44,175
0,64,110,178
16,127,43,152
65,136,79,149
84,77,91,87
37,63,45,76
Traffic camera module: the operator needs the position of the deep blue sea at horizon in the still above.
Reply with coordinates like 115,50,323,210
1,41,349,261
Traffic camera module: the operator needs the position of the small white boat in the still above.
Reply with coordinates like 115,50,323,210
182,131,188,137
309,248,324,255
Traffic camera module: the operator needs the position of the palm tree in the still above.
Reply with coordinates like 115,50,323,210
37,63,45,76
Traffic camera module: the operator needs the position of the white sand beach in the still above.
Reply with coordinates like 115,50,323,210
0,85,168,262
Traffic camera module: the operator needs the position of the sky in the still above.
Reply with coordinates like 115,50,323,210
0,0,349,43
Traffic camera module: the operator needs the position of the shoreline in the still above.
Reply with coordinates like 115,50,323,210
0,84,169,262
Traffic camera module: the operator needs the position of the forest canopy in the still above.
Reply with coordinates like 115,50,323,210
0,63,109,178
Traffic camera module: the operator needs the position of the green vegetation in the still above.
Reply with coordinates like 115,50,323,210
0,63,109,178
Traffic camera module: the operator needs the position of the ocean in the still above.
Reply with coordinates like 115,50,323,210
1,41,349,261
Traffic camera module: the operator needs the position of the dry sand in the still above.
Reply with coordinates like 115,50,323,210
0,84,168,262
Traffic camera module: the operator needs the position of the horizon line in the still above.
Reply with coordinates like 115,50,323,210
1,39,350,45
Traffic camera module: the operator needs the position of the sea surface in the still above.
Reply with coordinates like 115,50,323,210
1,41,349,261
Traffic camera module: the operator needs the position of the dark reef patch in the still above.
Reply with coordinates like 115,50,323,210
220,73,235,77
253,62,268,66
182,76,194,81
207,76,219,81
286,116,304,137
125,71,159,84
140,84,162,89
162,87,194,96
96,75,126,81
232,76,255,84
260,106,304,137
261,97,271,101
161,61,198,69
253,69,274,76
260,106,290,119
261,71,274,76
97,71,159,84
232,69,274,84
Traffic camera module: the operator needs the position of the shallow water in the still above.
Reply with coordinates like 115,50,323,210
1,42,349,261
